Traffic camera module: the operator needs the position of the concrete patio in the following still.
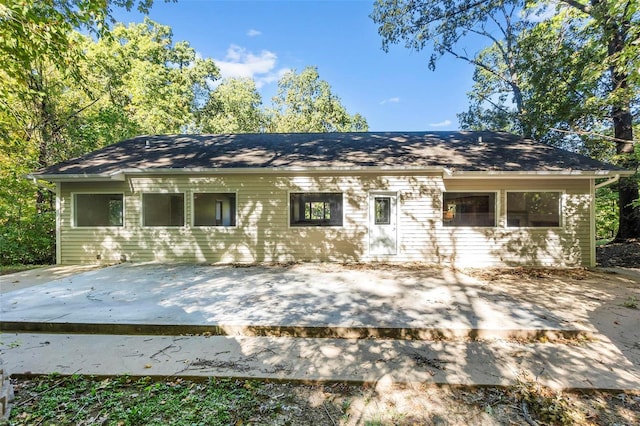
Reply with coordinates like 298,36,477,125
1,263,639,390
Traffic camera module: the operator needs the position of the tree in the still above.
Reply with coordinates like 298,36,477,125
267,67,368,133
371,0,639,239
83,18,219,136
199,78,264,133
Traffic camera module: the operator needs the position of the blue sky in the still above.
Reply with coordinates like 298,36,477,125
114,0,483,131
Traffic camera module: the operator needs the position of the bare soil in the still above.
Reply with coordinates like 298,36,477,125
597,239,640,268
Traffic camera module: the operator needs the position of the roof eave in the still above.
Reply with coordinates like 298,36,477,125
446,169,634,179
27,166,633,182
29,165,452,181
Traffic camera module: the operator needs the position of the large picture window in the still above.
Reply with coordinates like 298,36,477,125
442,192,496,227
193,193,236,226
507,192,561,227
142,193,184,227
74,194,123,227
290,192,343,226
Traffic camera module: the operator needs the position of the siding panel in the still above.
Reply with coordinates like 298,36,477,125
59,175,593,266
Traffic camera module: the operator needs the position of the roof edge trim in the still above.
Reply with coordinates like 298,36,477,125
446,170,634,179
29,165,450,181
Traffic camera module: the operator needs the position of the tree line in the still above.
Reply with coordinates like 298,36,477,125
0,1,366,264
372,0,639,240
1,0,637,264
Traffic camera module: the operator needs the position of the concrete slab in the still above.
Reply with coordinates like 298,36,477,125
1,332,638,391
1,263,638,391
0,265,100,294
0,263,587,340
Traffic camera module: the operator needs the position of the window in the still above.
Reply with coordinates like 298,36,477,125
442,192,496,227
290,193,343,226
142,193,184,227
374,197,391,225
507,192,561,227
74,194,123,227
193,193,236,226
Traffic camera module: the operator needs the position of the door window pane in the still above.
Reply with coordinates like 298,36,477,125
374,197,391,225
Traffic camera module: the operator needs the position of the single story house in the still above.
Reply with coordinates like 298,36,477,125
28,131,632,267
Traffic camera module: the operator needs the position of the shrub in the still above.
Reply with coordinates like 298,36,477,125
0,212,55,265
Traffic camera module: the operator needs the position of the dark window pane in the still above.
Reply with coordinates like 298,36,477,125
75,194,123,227
143,193,184,227
290,193,343,226
442,192,496,227
193,193,236,226
507,192,561,227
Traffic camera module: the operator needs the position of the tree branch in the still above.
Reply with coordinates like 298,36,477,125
550,127,639,144
559,0,591,15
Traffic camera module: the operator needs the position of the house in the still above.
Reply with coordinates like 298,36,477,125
28,131,632,267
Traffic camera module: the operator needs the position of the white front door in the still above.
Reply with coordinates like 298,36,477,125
369,193,397,255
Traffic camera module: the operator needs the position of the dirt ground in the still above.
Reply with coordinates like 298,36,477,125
597,239,640,268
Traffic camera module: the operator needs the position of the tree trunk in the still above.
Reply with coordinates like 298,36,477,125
608,17,640,240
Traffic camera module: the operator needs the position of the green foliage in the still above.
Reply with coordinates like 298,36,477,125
84,18,220,135
0,211,55,266
267,66,368,133
623,295,638,309
10,375,267,426
199,78,264,133
596,186,619,240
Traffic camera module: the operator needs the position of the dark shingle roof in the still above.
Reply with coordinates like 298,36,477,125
32,131,625,177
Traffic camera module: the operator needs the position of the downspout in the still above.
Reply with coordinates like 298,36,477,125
594,174,620,189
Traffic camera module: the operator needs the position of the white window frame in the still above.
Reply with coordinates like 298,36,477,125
71,192,125,228
191,191,238,227
441,190,499,228
141,192,186,228
288,191,345,228
505,190,564,229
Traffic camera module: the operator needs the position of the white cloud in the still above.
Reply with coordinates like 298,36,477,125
215,45,288,87
429,120,452,128
380,97,400,105
247,29,262,37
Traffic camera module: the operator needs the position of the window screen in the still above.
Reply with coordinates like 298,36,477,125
143,193,184,227
75,194,123,227
193,193,236,226
507,192,561,227
442,192,496,227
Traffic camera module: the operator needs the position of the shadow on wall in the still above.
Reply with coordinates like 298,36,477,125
79,175,587,267
82,175,386,264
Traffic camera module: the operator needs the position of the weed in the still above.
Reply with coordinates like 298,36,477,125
623,295,638,309
513,372,585,425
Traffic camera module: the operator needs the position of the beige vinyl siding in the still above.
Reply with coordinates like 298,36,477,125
58,174,593,266
438,179,591,267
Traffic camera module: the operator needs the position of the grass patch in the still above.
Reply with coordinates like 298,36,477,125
8,375,269,426
6,375,640,425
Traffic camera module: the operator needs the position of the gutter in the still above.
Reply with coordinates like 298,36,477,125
28,165,450,182
26,167,633,182
29,176,56,193
446,170,635,179
594,174,621,189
